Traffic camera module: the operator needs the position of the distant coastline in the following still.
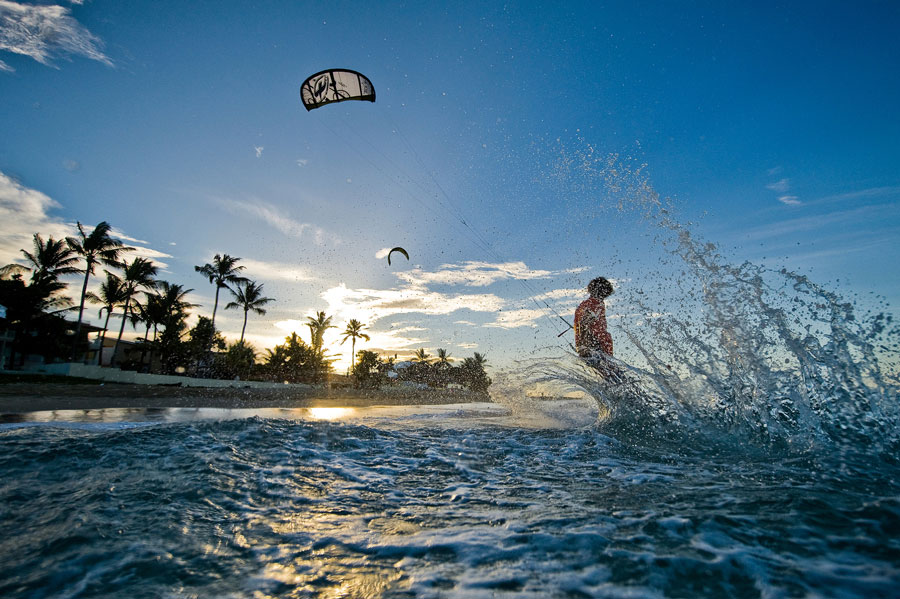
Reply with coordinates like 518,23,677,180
0,377,491,413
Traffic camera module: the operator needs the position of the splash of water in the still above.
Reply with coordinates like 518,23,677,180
500,144,900,455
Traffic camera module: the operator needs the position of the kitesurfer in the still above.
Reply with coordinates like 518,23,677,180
574,277,614,366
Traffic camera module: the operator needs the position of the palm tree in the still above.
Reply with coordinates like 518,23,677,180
194,254,248,326
110,258,158,367
436,348,452,367
340,319,370,371
85,272,128,365
225,280,274,343
20,234,80,287
67,222,132,358
412,348,432,363
305,311,335,353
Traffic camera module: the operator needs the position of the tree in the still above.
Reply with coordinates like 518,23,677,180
20,234,80,287
460,352,491,393
340,319,370,371
110,258,158,367
186,316,225,376
85,272,128,365
352,350,384,389
194,254,248,326
305,311,335,353
220,340,256,379
67,222,133,359
151,282,197,373
412,348,431,363
225,280,273,343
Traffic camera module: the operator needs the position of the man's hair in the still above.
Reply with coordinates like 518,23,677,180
588,277,613,298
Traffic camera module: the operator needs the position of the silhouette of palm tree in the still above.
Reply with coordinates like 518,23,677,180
20,234,80,288
67,222,132,359
111,258,158,367
86,272,128,365
194,254,248,327
340,319,370,370
225,280,274,343
305,311,335,353
412,348,432,363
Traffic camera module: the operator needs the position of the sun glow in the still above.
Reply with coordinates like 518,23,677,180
307,407,355,420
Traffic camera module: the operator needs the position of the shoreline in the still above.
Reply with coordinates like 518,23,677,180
0,382,491,413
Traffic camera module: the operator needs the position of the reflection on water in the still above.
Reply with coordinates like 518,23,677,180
0,402,522,426
308,407,356,420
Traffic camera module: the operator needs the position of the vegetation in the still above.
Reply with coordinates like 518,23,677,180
194,254,248,326
340,319,369,371
1,225,492,393
225,280,274,343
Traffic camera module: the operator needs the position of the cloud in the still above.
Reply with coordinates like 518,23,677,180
215,196,331,245
777,195,802,206
767,166,783,176
254,146,263,158
0,170,70,265
394,261,579,288
62,158,80,172
0,0,111,71
810,185,900,206
484,308,546,329
321,283,505,326
458,342,478,349
296,158,308,167
237,257,315,282
740,204,895,241
766,178,790,193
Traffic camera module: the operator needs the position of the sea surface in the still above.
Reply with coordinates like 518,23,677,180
1,397,898,599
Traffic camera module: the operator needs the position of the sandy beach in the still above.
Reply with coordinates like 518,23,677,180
0,381,490,413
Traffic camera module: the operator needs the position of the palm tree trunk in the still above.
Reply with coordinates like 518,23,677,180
111,299,130,367
351,337,357,371
240,309,248,342
99,309,112,366
70,268,92,361
211,285,220,326
138,322,151,371
147,325,158,373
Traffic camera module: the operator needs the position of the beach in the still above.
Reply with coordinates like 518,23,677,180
0,380,490,413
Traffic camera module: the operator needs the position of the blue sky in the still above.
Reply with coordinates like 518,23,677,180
2,0,898,370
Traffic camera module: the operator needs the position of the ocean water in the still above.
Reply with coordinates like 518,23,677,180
3,152,899,598
1,400,898,599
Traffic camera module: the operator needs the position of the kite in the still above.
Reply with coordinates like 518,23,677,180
387,247,409,266
300,69,375,111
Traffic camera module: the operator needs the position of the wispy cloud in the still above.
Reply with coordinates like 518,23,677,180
0,0,111,72
216,196,331,245
766,178,791,193
740,204,896,241
777,195,801,206
296,158,308,167
237,257,315,282
395,261,585,288
321,283,505,325
484,307,546,329
0,170,70,264
1,170,173,272
253,146,264,158
810,185,900,206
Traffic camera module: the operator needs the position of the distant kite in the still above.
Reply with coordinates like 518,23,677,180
300,69,375,111
387,247,409,266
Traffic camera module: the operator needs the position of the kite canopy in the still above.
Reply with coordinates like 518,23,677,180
300,69,375,111
387,247,409,266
